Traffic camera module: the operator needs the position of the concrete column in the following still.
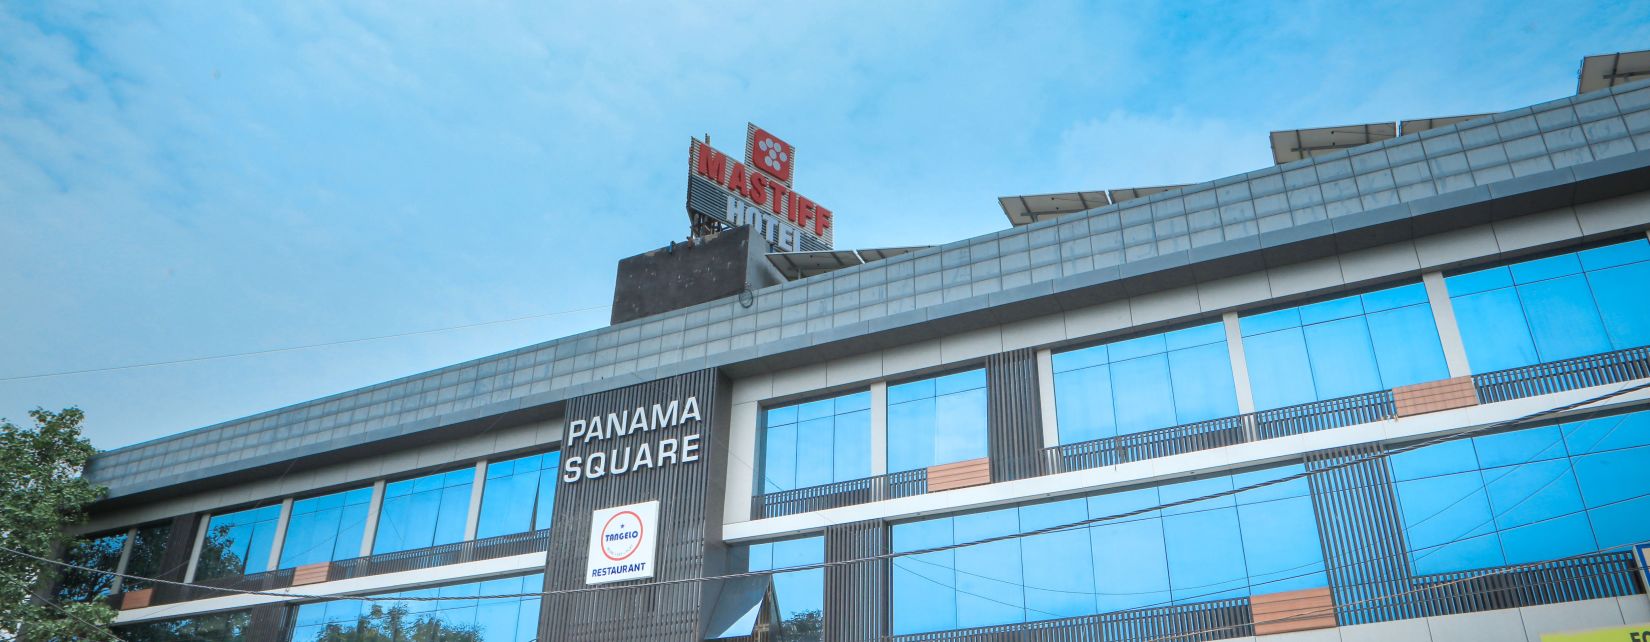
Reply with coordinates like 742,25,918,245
183,513,211,583
1223,312,1258,415
1423,271,1473,377
359,480,387,557
1036,349,1059,448
463,461,488,541
111,527,137,594
266,498,295,571
869,382,889,475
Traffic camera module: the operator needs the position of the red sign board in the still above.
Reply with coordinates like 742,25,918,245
745,124,795,185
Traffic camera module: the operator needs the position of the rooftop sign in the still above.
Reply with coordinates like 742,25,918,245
687,123,833,252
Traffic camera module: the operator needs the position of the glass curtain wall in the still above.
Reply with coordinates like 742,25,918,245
747,537,825,642
1241,282,1449,410
760,391,872,493
122,522,171,591
278,487,374,569
1447,238,1650,373
373,468,475,555
289,574,543,642
195,505,282,580
887,369,988,473
55,531,127,601
1390,409,1650,575
476,452,562,539
890,465,1325,635
115,610,250,641
1052,323,1239,444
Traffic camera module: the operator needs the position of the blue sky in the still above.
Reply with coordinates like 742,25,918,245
2,1,1647,451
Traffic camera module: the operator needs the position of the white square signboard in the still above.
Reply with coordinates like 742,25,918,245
585,500,660,585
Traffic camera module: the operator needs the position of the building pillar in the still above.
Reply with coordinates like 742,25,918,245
266,498,294,571
869,382,889,476
1036,349,1059,449
463,460,488,541
1223,312,1258,416
111,527,137,594
1422,271,1473,377
182,513,210,584
359,480,386,557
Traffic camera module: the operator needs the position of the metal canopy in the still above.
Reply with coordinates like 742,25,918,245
1270,123,1398,164
1399,114,1496,136
997,191,1111,226
766,246,930,280
1579,49,1650,94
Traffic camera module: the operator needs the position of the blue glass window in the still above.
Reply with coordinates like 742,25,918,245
1390,408,1650,575
1242,283,1449,410
278,487,374,569
57,531,127,601
747,537,825,641
477,452,562,539
1052,323,1239,444
887,369,988,473
760,391,872,493
373,468,475,555
115,610,250,641
195,504,282,580
1447,238,1650,372
889,465,1325,635
289,574,543,642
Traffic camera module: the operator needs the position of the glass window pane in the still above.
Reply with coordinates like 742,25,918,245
1481,460,1585,529
933,387,988,464
1244,328,1317,410
1366,304,1450,388
762,390,874,492
1168,342,1239,424
1110,354,1177,434
1396,472,1504,574
1563,412,1650,455
1451,288,1539,372
795,417,835,488
196,504,281,580
1237,496,1328,594
1019,500,1095,619
1518,275,1611,362
1163,508,1248,602
1302,316,1384,399
1587,261,1650,349
57,532,127,601
1090,517,1171,612
1054,366,1116,444
1498,514,1597,565
887,398,937,473
373,469,474,555
1572,445,1650,508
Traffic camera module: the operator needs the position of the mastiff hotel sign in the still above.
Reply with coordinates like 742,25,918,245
540,368,732,641
687,123,834,252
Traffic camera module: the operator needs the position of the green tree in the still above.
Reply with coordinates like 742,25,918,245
0,408,116,641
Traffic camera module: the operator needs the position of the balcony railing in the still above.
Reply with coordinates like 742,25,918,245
1337,550,1644,626
147,529,553,606
751,469,928,520
885,597,1253,642
1046,390,1395,476
1474,345,1650,404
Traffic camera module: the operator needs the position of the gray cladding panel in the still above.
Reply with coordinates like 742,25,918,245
89,80,1650,500
987,348,1044,482
823,520,887,642
1305,444,1418,626
540,369,730,642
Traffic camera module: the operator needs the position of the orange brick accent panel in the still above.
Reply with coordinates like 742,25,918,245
927,458,991,492
119,588,153,610
1250,586,1335,636
292,562,331,586
1394,376,1479,417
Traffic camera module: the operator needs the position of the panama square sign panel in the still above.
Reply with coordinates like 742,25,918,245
585,500,661,585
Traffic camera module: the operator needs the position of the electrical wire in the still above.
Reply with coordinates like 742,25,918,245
0,304,612,382
6,378,1647,607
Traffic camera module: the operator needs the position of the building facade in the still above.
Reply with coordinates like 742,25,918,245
58,78,1650,642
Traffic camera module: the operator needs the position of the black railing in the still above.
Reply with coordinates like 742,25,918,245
751,469,928,520
1409,551,1643,619
330,529,553,581
1045,416,1248,474
1254,389,1396,439
159,567,297,604
885,597,1252,642
1473,345,1650,404
1047,390,1396,476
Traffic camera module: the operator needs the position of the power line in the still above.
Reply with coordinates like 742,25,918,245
0,304,612,383
8,379,1648,607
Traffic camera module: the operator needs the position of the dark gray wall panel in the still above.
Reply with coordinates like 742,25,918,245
539,369,731,642
1304,443,1419,626
823,520,886,642
987,348,1044,482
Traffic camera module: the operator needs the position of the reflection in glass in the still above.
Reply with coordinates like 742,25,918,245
887,369,988,472
1053,323,1238,444
279,486,374,568
114,610,250,641
122,522,171,592
289,574,543,642
56,531,127,601
760,392,871,493
195,505,281,580
1448,238,1650,372
747,537,825,642
373,468,475,555
477,452,562,539
889,465,1325,635
1242,282,1448,410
